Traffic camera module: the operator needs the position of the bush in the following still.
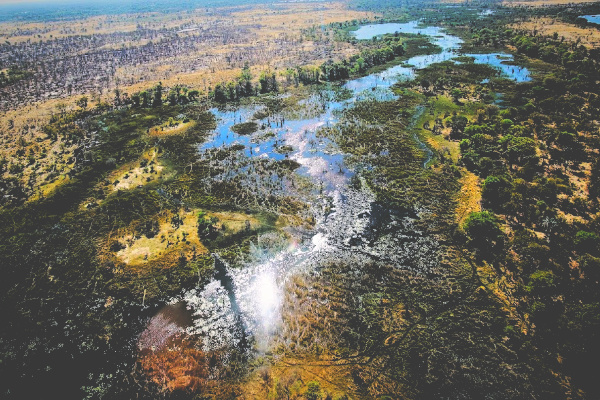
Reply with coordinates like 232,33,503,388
526,270,556,296
462,211,505,257
197,211,218,240
305,381,322,400
482,175,512,210
575,231,600,255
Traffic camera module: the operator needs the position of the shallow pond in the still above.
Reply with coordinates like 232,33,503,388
463,53,531,82
352,22,529,82
582,14,600,24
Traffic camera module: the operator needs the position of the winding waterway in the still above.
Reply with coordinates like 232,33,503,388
139,21,531,359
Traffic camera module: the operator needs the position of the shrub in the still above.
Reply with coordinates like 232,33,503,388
462,211,505,257
574,231,600,255
305,381,322,400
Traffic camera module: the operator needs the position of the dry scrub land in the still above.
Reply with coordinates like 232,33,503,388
511,16,600,48
0,1,372,203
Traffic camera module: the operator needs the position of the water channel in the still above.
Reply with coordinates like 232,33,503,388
139,20,531,359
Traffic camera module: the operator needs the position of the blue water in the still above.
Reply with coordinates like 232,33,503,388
461,53,531,82
199,22,530,192
200,106,287,161
583,14,600,24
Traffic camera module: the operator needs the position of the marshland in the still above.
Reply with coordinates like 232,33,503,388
1,0,600,399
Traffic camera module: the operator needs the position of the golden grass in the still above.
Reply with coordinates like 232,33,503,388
564,161,591,198
210,211,261,233
110,148,173,192
475,259,532,335
29,174,71,203
242,356,361,400
511,17,600,48
112,208,260,266
116,209,208,266
455,169,482,226
148,121,195,137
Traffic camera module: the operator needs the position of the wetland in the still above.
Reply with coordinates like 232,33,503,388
1,1,600,399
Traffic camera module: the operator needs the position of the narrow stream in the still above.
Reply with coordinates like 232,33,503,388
140,20,531,360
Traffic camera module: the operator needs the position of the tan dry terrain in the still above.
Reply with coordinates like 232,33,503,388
511,17,600,48
0,1,374,200
504,0,599,6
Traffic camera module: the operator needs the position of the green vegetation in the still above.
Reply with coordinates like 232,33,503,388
231,121,259,135
0,87,296,397
2,2,600,399
0,67,32,88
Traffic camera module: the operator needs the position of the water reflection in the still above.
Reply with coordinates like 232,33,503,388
138,302,193,353
156,20,532,360
462,53,531,82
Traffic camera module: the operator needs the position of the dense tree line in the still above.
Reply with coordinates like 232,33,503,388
209,36,406,101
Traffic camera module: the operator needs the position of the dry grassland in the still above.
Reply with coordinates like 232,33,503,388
504,0,599,6
455,169,482,225
109,148,173,192
116,210,207,266
511,17,600,48
108,208,260,267
0,1,374,197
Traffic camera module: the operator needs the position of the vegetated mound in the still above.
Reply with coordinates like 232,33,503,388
148,119,194,137
107,209,208,267
231,121,259,135
103,209,262,267
109,148,172,192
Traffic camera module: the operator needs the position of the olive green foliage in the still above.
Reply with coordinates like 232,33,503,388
462,211,505,257
574,231,600,255
0,66,32,88
197,211,218,239
305,381,322,400
231,121,259,135
0,95,266,397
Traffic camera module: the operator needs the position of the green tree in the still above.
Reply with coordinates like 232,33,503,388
197,211,218,239
152,82,163,107
462,211,505,257
75,96,88,109
575,231,600,255
213,84,227,103
131,92,141,107
187,89,200,102
451,88,464,103
526,270,556,296
482,175,512,210
140,91,150,107
305,381,322,400
506,136,537,165
450,115,468,139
